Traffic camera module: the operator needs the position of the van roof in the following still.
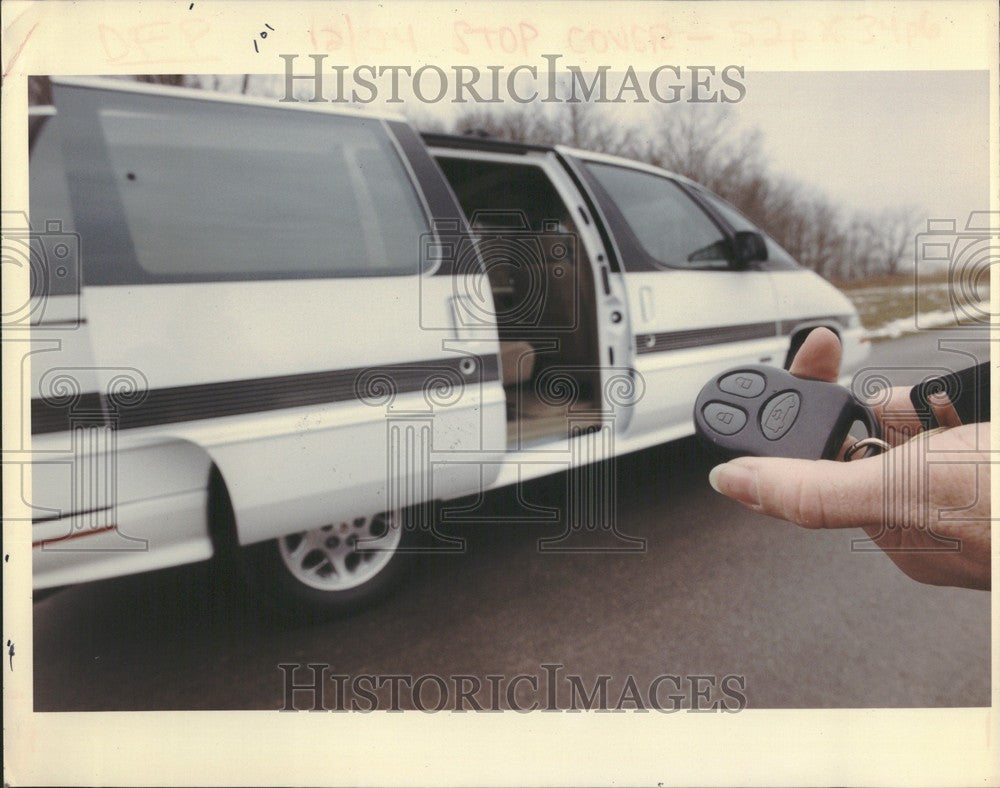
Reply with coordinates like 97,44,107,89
423,132,693,185
421,132,555,155
38,76,408,122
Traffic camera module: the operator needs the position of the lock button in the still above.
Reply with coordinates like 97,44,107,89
718,371,766,398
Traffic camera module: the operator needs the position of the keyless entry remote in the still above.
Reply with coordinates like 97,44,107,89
694,365,882,461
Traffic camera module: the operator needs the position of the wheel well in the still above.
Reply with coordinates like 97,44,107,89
207,463,242,566
783,325,841,369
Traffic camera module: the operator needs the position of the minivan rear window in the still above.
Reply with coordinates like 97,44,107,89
44,84,430,283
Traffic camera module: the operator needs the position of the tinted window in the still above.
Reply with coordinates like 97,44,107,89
48,84,430,283
28,114,80,297
693,188,757,232
29,115,76,233
584,162,730,270
693,187,800,271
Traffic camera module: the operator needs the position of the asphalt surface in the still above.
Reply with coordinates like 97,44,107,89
32,329,991,711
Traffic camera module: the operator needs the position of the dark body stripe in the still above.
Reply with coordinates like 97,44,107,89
636,321,777,354
32,355,499,435
635,315,854,355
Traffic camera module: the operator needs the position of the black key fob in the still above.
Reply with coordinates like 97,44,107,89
694,365,881,461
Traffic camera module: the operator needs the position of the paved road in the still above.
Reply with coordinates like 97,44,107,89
32,330,991,710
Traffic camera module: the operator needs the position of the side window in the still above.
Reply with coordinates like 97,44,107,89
28,113,79,297
29,114,76,233
693,187,801,271
583,162,730,271
50,84,430,283
692,188,757,233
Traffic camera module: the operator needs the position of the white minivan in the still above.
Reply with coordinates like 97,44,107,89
21,78,867,616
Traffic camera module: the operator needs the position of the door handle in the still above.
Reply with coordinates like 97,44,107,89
449,295,481,340
639,286,654,322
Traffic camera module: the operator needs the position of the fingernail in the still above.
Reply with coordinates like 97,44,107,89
709,463,761,508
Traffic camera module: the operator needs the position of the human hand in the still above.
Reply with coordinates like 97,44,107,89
708,328,991,590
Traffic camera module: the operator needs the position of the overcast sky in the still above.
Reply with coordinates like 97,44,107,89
393,69,990,226
218,68,992,228
723,70,990,223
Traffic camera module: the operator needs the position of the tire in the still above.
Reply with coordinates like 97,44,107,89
242,510,418,621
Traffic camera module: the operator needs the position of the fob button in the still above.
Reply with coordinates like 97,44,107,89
703,402,747,435
760,391,801,440
718,371,766,398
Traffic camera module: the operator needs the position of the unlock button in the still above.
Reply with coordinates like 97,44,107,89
703,402,747,435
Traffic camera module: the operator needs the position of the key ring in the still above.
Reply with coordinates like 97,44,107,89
844,437,891,461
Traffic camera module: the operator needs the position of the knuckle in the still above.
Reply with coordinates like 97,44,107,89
777,461,853,529
777,471,823,528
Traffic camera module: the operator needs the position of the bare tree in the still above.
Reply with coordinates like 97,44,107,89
836,216,879,280
561,103,635,154
132,75,191,87
868,206,923,276
447,104,558,144
640,105,767,198
443,102,635,157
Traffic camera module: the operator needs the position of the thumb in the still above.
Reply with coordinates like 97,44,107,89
787,326,842,382
708,455,882,529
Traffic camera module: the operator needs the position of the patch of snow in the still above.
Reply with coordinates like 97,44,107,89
865,301,991,340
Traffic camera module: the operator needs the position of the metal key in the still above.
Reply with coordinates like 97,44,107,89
693,365,883,462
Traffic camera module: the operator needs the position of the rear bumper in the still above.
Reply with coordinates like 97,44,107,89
32,489,212,589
